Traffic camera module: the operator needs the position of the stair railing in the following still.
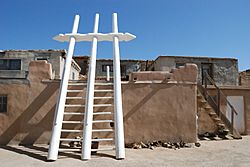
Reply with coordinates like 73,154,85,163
198,72,239,137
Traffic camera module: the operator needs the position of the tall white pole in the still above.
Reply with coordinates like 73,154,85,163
47,15,80,161
107,65,110,81
82,13,99,160
112,13,125,160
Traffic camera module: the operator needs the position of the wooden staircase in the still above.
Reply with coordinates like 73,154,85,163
197,73,242,139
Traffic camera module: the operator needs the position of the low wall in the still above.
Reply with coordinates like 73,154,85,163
0,62,198,145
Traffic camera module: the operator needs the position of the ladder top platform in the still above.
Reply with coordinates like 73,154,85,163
54,32,136,42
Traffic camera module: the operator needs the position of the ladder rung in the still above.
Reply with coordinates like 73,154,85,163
93,120,113,123
91,147,115,152
61,129,83,133
60,138,81,142
62,121,83,124
94,104,113,107
67,90,84,93
92,129,114,132
68,83,87,86
66,97,85,100
93,112,112,115
92,138,113,142
94,83,113,86
59,148,81,152
92,148,115,151
64,112,84,115
65,104,85,107
94,96,113,99
94,90,113,93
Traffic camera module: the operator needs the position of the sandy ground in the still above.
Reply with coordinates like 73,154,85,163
0,136,250,167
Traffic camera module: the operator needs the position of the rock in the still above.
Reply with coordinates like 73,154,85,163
195,142,201,147
140,142,148,148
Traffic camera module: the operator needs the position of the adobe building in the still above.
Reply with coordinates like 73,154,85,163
0,51,250,146
0,50,81,80
150,56,239,86
239,69,250,87
73,56,153,80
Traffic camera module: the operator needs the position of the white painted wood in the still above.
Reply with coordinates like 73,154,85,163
107,66,110,81
47,15,80,161
82,13,99,160
112,13,125,160
226,96,245,134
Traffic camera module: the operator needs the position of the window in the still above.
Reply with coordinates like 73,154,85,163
102,65,113,72
0,59,21,70
36,57,49,61
0,95,7,113
176,63,185,68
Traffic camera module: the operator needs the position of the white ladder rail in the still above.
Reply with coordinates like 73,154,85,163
81,13,100,160
47,15,80,161
112,13,125,160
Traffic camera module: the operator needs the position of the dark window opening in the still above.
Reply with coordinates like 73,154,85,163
201,63,213,85
0,95,7,113
0,59,21,70
176,63,185,68
36,57,49,61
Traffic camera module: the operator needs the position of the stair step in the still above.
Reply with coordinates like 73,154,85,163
212,117,221,122
94,104,113,107
66,97,85,100
62,121,83,124
61,129,83,133
217,123,225,127
92,129,114,132
94,90,113,93
94,83,113,86
64,112,84,115
93,112,112,115
59,148,81,152
209,112,217,117
94,96,113,100
91,147,115,152
93,120,113,123
92,138,113,142
65,104,85,107
60,138,82,142
67,90,84,93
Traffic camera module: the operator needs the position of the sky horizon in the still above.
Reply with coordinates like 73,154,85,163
0,0,249,71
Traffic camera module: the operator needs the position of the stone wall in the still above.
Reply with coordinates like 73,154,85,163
153,56,239,86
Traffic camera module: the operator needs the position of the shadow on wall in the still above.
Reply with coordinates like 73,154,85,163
0,82,58,145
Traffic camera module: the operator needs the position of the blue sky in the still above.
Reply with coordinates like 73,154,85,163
0,0,249,71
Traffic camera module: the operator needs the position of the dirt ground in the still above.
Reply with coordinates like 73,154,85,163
0,136,250,167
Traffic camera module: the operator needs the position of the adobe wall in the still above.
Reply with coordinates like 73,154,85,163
198,87,250,135
0,62,198,145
